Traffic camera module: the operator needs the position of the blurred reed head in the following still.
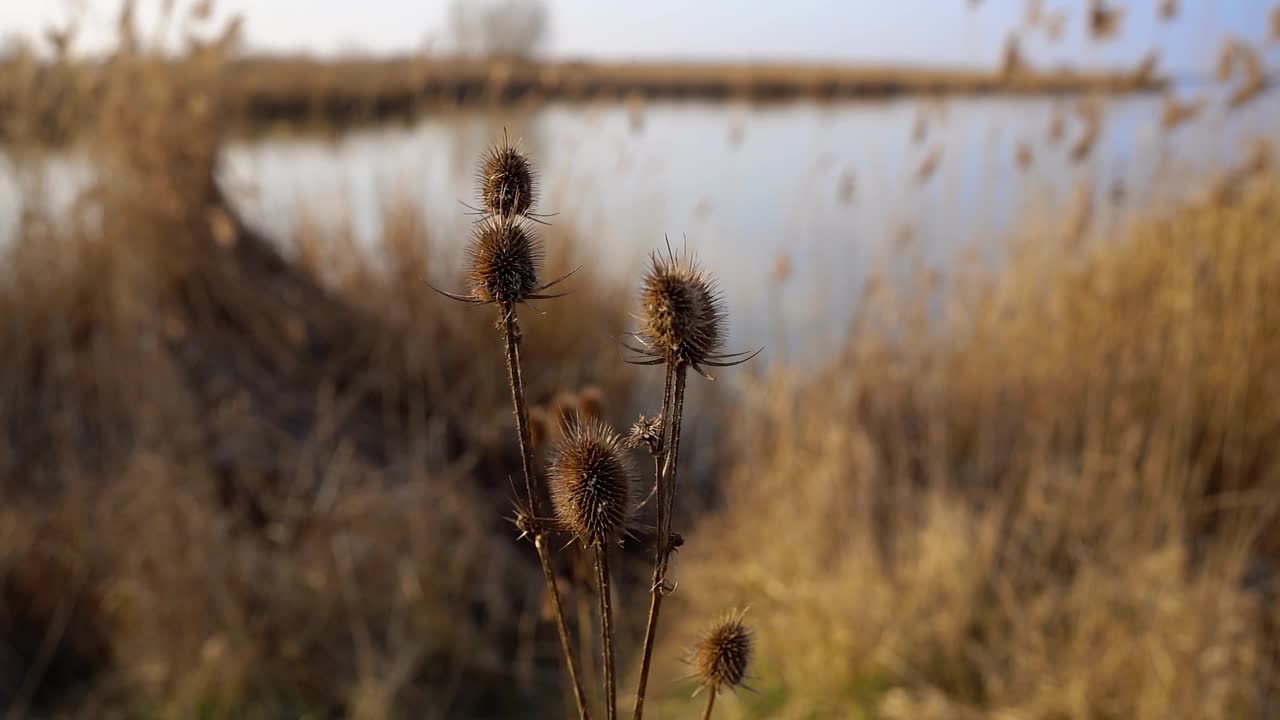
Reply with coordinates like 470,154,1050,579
691,609,754,695
479,134,537,217
548,418,636,547
528,406,550,449
466,214,543,305
577,386,604,422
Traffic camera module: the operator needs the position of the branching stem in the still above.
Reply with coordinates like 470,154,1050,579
631,361,688,720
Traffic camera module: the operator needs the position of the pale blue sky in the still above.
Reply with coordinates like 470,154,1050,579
2,0,1276,74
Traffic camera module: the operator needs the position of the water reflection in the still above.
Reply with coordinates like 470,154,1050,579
3,87,1278,358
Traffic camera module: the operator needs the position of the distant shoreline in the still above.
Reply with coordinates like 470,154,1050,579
0,55,1166,137
232,56,1163,106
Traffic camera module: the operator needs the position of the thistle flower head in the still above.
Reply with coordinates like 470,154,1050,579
548,418,635,546
692,609,754,695
636,247,726,369
466,214,542,305
479,136,536,217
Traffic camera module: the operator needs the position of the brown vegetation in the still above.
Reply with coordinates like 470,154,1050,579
0,5,1277,720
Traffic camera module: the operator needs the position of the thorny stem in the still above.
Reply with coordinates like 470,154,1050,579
499,304,591,720
632,362,687,720
701,691,717,720
595,544,618,720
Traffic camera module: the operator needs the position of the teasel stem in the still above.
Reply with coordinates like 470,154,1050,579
632,361,687,720
595,543,618,720
499,303,591,720
701,691,717,720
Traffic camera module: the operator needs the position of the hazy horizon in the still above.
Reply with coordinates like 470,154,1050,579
3,0,1278,75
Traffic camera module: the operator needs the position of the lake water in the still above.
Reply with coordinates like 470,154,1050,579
4,85,1279,357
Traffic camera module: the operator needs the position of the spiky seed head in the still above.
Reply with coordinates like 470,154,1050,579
625,413,663,454
479,138,536,217
639,251,726,367
692,610,754,694
466,215,542,304
548,418,635,546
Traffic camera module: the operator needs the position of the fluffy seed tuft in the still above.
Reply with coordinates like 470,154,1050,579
548,418,635,546
479,137,536,217
466,215,542,304
692,610,754,694
638,249,726,367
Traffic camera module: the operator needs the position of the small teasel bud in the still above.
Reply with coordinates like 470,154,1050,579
466,214,542,305
692,609,754,695
548,418,636,547
625,413,663,454
479,135,537,217
638,249,726,368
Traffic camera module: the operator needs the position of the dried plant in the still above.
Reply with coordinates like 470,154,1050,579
1088,0,1123,41
1161,92,1205,130
436,138,590,720
624,244,758,719
549,419,637,720
440,143,763,720
690,610,754,719
465,214,545,304
1227,42,1267,110
478,132,538,218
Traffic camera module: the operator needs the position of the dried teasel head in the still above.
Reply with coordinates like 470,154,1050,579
548,418,636,547
625,413,663,454
466,214,542,305
479,134,536,217
628,243,758,375
692,609,754,695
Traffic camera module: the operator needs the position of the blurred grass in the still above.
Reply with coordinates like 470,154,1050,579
663,178,1280,719
0,7,1277,720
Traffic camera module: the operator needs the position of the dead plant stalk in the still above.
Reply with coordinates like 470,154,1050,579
499,304,592,720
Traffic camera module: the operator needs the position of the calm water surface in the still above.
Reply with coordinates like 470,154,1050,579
5,88,1279,357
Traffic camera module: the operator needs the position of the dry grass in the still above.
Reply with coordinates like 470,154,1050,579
0,30,642,720
1,7,1278,720
663,181,1280,718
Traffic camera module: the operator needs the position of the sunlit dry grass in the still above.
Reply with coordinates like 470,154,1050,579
664,178,1280,719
